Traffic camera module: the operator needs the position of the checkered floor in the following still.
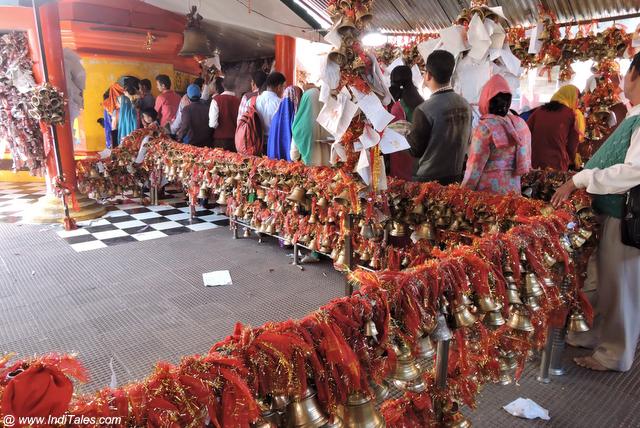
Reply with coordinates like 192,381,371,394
0,182,47,223
0,181,229,252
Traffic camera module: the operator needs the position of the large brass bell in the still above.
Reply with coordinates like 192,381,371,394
567,311,590,333
506,306,534,332
476,295,500,313
364,319,379,340
178,7,211,56
430,313,453,341
506,284,523,305
341,392,385,428
388,343,423,391
216,192,228,205
287,186,306,203
483,310,505,327
411,203,424,215
414,222,436,241
368,379,390,402
286,387,329,428
523,273,543,297
415,334,435,359
271,394,290,412
389,221,407,237
453,304,477,328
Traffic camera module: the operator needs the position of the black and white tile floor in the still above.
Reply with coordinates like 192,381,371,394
0,182,229,252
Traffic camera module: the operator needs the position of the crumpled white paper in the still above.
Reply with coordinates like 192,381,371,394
503,398,550,421
203,270,233,287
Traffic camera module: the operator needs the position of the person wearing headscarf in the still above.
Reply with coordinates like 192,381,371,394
527,84,584,171
388,65,424,181
462,75,531,194
290,87,331,166
103,83,124,147
117,82,139,144
267,85,301,160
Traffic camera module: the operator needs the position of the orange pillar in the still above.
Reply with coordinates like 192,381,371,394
38,1,76,190
274,35,296,86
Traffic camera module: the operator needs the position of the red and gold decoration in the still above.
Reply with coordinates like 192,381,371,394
28,82,66,126
0,32,45,175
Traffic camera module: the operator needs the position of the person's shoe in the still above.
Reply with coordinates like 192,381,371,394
301,254,320,264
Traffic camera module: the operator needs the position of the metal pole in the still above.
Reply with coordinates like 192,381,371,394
231,216,238,239
549,276,571,376
32,0,70,220
293,242,300,265
344,213,353,296
536,326,554,383
434,339,450,424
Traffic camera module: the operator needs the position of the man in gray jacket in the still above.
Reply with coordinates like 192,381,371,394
407,50,472,185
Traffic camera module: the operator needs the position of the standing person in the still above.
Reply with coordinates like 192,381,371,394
103,83,124,147
171,78,205,135
389,65,424,180
407,50,472,185
117,82,139,143
177,84,212,147
462,75,531,194
137,79,155,111
154,74,181,129
267,85,301,160
527,84,584,171
256,72,286,145
209,77,241,151
238,71,268,122
551,53,640,372
291,86,331,166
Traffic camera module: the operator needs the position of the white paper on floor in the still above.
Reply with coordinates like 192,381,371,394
203,270,232,287
503,398,550,420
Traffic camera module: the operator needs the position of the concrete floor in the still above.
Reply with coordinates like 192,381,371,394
1,222,638,427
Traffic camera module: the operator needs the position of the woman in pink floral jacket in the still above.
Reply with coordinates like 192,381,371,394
462,75,531,194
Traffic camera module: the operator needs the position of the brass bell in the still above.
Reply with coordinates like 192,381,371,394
178,7,211,56
266,222,276,235
411,203,425,215
570,233,587,248
498,358,513,385
341,392,385,428
430,313,453,341
287,186,306,203
364,319,379,339
506,306,534,332
328,48,347,66
453,304,477,328
308,213,318,224
577,228,593,240
526,296,541,312
435,216,448,227
330,246,339,260
234,206,245,217
567,311,590,333
333,189,351,205
243,228,251,238
335,251,348,268
271,394,290,412
483,310,505,327
307,237,317,250
368,255,381,270
234,172,243,182
317,197,328,208
216,192,228,205
389,221,407,237
337,16,357,35
368,379,390,402
256,188,266,200
225,176,237,186
285,387,328,428
506,285,523,305
389,343,420,382
476,295,500,313
360,223,375,240
448,412,472,428
359,249,371,262
415,334,435,359
543,253,557,268
524,274,543,297
414,222,436,241
542,277,555,288
560,236,574,253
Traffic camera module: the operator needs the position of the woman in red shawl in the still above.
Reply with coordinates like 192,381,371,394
462,75,531,194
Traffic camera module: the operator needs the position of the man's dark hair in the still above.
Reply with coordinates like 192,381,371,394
252,70,267,90
265,72,286,89
489,93,512,117
390,65,413,87
223,76,236,92
214,77,225,94
103,90,110,100
155,74,172,89
141,108,158,121
124,82,138,96
630,52,640,74
140,79,152,91
425,50,456,84
194,77,205,88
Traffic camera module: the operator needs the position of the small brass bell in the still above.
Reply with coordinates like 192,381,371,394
234,206,244,217
570,233,587,248
560,235,574,253
271,394,290,412
567,311,590,333
506,306,534,332
430,313,453,341
526,296,541,312
448,412,472,428
317,197,328,208
359,249,371,262
216,192,228,205
415,334,435,359
542,277,555,288
524,274,543,297
476,295,500,313
333,189,351,205
287,186,306,203
234,172,243,182
483,310,505,327
330,246,339,260
435,216,448,227
364,319,379,339
308,213,318,224
412,203,425,215
543,253,557,268
341,392,385,428
577,228,593,240
307,237,317,249
369,379,390,402
498,358,513,385
266,222,276,235
285,388,328,428
335,251,348,268
369,255,381,270
389,221,407,237
243,228,251,238
506,285,523,305
360,223,375,240
414,222,436,241
453,304,477,328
